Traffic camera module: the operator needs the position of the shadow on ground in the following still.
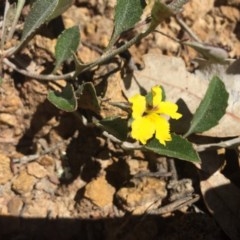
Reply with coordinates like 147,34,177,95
0,211,227,240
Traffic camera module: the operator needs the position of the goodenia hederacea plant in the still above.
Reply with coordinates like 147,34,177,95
47,83,77,112
99,85,200,163
182,41,229,64
54,26,80,72
100,76,229,163
82,0,188,74
129,86,200,162
107,0,146,49
145,134,200,162
11,0,73,55
184,76,229,137
129,86,182,145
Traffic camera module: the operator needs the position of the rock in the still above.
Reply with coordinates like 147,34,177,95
220,6,240,22
0,197,9,215
116,177,167,214
0,113,18,127
38,155,55,169
126,159,148,175
27,162,48,178
7,196,23,215
12,170,36,195
22,198,54,217
35,178,57,194
0,153,13,184
183,0,215,20
84,175,115,208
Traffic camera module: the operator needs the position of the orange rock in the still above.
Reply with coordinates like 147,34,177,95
12,170,36,195
84,175,115,208
0,153,13,184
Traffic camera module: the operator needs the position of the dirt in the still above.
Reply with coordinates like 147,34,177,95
0,0,240,239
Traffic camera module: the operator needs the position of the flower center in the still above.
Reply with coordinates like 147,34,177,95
146,104,159,114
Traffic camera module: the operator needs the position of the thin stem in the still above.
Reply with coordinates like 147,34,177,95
176,14,202,42
1,0,10,49
7,0,26,41
77,27,154,75
3,58,75,80
195,136,240,152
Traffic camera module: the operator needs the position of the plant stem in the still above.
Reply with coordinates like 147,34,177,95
3,58,75,80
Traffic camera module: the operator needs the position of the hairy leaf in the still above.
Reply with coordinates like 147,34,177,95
47,0,74,21
54,26,80,71
185,76,229,137
109,0,145,47
150,0,173,26
47,83,77,112
19,0,73,53
145,134,200,162
21,0,58,43
183,41,229,63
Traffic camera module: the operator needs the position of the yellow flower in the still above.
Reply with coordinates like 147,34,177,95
129,86,182,145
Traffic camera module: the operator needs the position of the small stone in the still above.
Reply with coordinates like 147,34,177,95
39,155,54,167
220,6,240,22
0,197,9,215
84,175,115,208
127,159,148,175
35,178,57,194
22,198,54,217
116,177,167,214
27,162,48,178
0,153,13,184
0,113,18,127
12,170,36,195
7,196,23,215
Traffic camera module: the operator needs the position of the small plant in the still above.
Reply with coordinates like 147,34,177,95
0,0,230,163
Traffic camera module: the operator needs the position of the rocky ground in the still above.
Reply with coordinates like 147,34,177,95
0,0,240,239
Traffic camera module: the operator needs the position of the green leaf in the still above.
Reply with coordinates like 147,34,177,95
47,83,77,112
146,85,166,106
185,76,229,137
145,134,200,163
149,1,173,29
108,0,145,47
21,0,58,43
17,0,73,53
47,0,74,22
54,26,80,71
97,117,128,141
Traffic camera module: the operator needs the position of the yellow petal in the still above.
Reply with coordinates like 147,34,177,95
147,113,171,145
129,94,146,119
131,117,155,144
152,86,162,107
158,102,182,119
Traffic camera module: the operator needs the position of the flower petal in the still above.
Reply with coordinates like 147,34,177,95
129,94,146,119
152,86,162,107
147,113,171,145
131,117,155,144
157,102,182,119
